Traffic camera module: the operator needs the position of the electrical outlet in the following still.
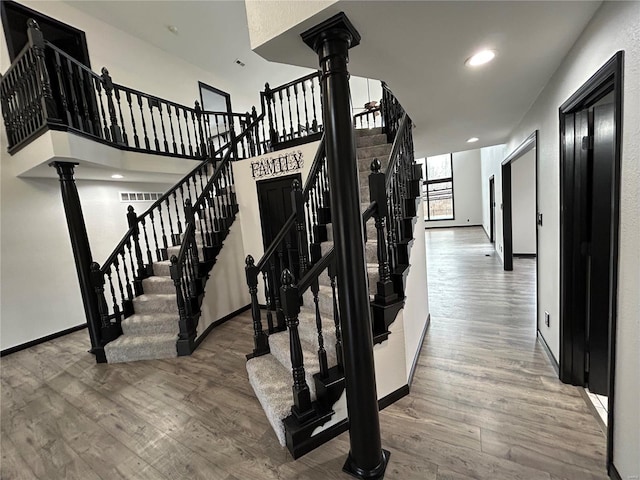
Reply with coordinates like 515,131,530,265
545,311,550,327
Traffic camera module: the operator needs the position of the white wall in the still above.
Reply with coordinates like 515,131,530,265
511,148,537,255
0,1,256,112
480,144,506,261
198,219,250,339
0,175,172,351
403,200,430,379
505,2,640,476
424,149,483,229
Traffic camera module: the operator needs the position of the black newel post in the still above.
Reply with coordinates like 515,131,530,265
301,13,389,479
245,255,269,359
49,161,105,363
27,19,59,124
100,67,124,145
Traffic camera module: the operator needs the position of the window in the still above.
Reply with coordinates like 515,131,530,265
423,154,454,220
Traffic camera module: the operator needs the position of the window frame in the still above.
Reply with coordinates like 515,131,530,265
424,153,455,221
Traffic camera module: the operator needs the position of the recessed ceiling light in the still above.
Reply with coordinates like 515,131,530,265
465,50,496,67
111,174,124,179
467,137,479,143
167,25,179,35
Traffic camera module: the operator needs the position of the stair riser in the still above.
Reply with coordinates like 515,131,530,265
133,296,178,314
105,338,177,364
152,262,171,277
357,144,392,160
355,127,383,137
141,278,176,294
122,320,177,336
356,133,388,148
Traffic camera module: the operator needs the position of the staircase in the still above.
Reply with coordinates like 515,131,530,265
243,80,422,458
246,127,392,445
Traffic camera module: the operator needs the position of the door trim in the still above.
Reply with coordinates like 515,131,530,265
558,51,623,474
198,81,232,113
488,175,495,243
501,130,538,272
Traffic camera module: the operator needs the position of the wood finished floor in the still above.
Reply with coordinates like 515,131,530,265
0,226,607,480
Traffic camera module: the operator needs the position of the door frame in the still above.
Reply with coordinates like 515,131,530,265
488,175,495,243
1,0,91,67
558,51,623,473
198,81,232,113
501,130,538,272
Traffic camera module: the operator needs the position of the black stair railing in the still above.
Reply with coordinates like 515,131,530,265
353,104,382,130
88,106,268,353
262,71,323,150
1,19,259,158
245,136,327,357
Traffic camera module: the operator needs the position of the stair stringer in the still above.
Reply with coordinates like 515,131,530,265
197,218,251,340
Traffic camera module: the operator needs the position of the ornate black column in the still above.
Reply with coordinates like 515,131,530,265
302,13,389,479
49,162,105,363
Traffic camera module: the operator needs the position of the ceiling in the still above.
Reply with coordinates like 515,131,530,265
64,1,602,158
250,1,603,156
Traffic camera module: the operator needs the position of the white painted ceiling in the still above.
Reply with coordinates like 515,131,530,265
250,1,603,156
65,0,602,157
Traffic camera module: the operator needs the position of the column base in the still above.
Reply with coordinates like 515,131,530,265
342,449,390,480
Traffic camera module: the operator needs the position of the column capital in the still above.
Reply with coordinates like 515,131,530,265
49,161,80,180
301,12,361,53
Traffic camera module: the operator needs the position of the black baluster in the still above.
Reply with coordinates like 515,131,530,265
113,86,128,145
127,206,146,287
124,240,135,299
137,94,150,149
125,91,139,148
328,260,343,368
157,202,169,250
184,109,193,156
262,270,274,334
106,266,121,320
95,77,110,141
64,58,81,128
194,101,207,157
148,98,160,151
149,211,162,261
291,179,310,278
293,84,301,137
100,68,123,144
76,65,92,134
278,89,286,140
245,255,269,357
311,278,329,377
280,269,314,421
175,106,185,155
301,79,310,134
286,87,294,139
90,263,111,330
157,102,169,152
165,198,177,246
269,256,285,330
265,83,278,148
52,51,72,126
310,76,319,132
166,103,177,153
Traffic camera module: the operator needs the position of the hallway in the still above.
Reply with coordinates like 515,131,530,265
0,228,608,480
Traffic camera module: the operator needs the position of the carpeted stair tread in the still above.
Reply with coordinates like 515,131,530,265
267,331,337,402
121,312,178,335
246,355,294,446
142,276,175,293
133,293,178,314
367,263,380,295
104,332,177,364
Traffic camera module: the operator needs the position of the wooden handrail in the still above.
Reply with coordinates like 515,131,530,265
268,71,319,95
385,113,409,191
302,133,326,195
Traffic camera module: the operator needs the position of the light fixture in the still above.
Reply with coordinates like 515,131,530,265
167,25,179,35
111,174,124,179
467,137,479,143
465,50,496,67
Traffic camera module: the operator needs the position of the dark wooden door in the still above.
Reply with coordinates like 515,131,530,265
586,103,615,395
489,176,495,243
256,174,302,278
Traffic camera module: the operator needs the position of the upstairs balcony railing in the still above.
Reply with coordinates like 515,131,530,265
1,19,324,158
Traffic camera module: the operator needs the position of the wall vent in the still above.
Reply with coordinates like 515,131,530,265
120,192,164,202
